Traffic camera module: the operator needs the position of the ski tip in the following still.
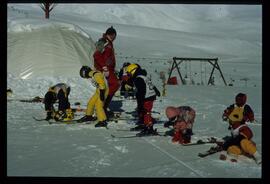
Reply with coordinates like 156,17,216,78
198,153,205,158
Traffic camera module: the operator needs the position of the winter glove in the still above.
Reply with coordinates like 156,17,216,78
164,121,174,128
164,129,174,136
222,115,228,121
100,89,105,101
125,84,133,91
102,66,109,78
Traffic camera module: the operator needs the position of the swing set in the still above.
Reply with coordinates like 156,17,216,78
167,57,227,86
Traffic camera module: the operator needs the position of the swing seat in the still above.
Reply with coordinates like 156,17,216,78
167,76,178,85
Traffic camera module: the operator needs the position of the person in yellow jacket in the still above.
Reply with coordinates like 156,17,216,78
78,66,109,127
44,83,74,121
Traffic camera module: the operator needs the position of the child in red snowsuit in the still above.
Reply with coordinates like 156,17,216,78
165,106,196,144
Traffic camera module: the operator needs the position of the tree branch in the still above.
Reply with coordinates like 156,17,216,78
39,4,45,11
49,3,57,12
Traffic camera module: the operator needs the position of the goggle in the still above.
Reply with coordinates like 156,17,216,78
169,116,178,123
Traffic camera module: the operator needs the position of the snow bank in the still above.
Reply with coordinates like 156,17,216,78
8,18,91,39
8,18,96,79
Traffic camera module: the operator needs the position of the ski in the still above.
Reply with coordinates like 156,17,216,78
198,146,223,157
32,116,47,121
126,110,161,115
47,120,108,129
48,118,99,124
116,128,141,132
183,137,223,146
33,116,89,124
111,134,139,138
48,120,81,124
48,117,118,126
9,96,44,103
111,131,165,139
111,134,162,139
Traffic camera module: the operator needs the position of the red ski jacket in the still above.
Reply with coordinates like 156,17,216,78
93,34,116,73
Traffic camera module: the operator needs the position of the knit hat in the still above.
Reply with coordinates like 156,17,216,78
105,26,117,36
165,106,179,119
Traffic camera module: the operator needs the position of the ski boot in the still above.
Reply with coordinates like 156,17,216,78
95,121,108,128
164,129,174,136
45,111,53,121
105,109,115,119
77,115,97,123
135,119,144,125
136,126,158,137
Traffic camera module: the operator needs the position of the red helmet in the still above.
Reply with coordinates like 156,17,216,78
235,93,247,106
165,106,179,120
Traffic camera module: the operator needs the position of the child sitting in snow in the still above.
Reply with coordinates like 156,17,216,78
219,93,261,165
164,106,196,144
44,83,74,121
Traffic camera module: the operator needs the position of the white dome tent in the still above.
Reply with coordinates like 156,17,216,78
8,18,96,79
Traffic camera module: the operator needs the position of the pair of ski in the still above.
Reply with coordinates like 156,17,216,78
32,115,135,124
32,116,85,124
111,129,163,138
8,96,44,103
182,137,224,157
198,146,223,158
33,116,109,129
182,137,222,146
111,131,224,157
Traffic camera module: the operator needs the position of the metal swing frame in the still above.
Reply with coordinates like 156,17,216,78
167,57,227,86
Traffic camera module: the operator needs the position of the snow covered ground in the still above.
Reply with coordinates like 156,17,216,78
7,4,262,178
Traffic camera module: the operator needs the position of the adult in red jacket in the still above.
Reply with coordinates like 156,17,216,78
93,26,120,116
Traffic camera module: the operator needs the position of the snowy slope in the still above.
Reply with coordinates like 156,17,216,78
8,18,96,79
7,4,262,178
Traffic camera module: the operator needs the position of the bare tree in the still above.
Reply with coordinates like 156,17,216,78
39,3,56,19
